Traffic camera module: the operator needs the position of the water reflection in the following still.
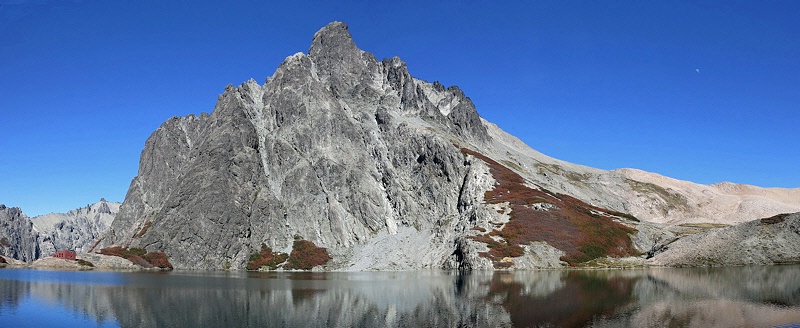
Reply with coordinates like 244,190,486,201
0,266,799,327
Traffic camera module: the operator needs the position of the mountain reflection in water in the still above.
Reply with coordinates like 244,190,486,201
1,266,799,327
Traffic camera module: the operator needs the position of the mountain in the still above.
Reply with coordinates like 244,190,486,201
31,199,120,256
0,200,120,262
95,22,800,270
0,205,39,262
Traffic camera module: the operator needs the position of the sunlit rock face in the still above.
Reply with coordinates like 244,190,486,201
0,201,120,263
97,22,496,270
32,199,120,256
0,205,39,262
95,22,800,270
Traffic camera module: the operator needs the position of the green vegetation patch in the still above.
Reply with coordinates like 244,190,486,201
626,178,690,211
76,259,94,267
462,148,639,267
678,223,730,229
605,210,640,222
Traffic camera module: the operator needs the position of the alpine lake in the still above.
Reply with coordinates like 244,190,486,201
1,265,799,327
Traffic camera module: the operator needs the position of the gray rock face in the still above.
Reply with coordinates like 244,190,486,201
97,22,498,270
96,21,800,270
32,199,120,256
649,212,800,266
0,204,39,262
0,200,119,262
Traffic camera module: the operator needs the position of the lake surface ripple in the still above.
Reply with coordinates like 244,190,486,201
1,266,799,327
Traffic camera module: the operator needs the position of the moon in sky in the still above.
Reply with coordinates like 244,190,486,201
695,68,700,73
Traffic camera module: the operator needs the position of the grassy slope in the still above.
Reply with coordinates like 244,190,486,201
462,148,639,267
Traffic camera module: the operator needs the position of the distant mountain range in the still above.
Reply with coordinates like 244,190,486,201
3,22,799,270
1,199,119,263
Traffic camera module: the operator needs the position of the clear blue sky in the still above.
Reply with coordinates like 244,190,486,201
2,1,798,216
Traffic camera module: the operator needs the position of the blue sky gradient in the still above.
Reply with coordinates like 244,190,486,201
1,1,798,216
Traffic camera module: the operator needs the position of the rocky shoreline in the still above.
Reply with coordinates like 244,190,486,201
2,212,798,271
0,253,164,271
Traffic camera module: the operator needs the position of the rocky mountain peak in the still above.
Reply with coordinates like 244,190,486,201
94,21,800,271
305,21,380,98
97,200,112,214
309,21,357,58
32,200,120,256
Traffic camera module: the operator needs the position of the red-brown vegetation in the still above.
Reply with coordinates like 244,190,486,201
0,256,6,264
461,148,639,266
470,226,487,232
486,271,636,327
247,244,289,270
99,246,173,269
134,221,152,238
284,239,332,270
143,252,173,269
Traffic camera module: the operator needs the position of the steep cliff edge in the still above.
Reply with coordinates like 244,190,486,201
95,22,800,270
97,22,505,270
0,205,39,262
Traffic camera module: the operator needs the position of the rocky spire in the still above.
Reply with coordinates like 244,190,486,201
308,21,359,60
307,21,379,97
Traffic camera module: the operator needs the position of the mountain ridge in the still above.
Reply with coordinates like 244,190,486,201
85,22,800,270
31,199,120,256
0,200,120,263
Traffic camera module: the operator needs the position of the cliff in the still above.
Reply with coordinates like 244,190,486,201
0,204,39,262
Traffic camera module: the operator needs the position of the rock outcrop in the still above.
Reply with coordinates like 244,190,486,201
32,199,120,256
95,22,800,270
649,212,800,266
0,204,39,262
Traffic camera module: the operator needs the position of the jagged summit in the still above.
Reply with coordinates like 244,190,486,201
93,22,800,270
31,200,121,256
309,21,359,58
0,201,121,263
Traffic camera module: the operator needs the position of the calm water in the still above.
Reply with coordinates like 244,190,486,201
1,266,799,328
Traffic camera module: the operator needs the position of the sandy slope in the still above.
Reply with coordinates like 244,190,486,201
481,119,800,225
